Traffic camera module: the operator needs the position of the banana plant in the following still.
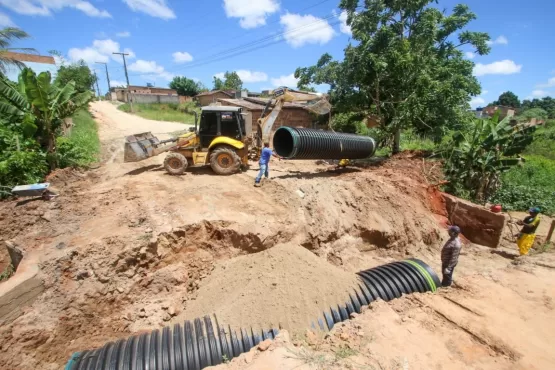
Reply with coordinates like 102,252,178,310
0,68,92,168
440,115,537,202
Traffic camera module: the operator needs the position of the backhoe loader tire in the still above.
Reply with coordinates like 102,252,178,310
210,147,241,175
164,153,188,175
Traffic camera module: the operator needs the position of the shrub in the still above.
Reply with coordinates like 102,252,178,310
0,150,48,189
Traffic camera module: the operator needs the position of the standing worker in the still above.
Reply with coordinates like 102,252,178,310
516,207,541,256
254,142,281,187
441,226,462,287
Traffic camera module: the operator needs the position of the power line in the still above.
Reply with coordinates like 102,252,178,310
113,52,134,112
96,62,111,99
128,12,342,77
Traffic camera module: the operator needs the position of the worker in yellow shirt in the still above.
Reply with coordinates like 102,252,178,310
516,207,541,256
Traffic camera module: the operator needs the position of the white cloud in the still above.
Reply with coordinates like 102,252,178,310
236,70,267,83
212,70,267,83
172,51,193,64
116,31,131,38
271,73,298,88
93,39,120,55
531,90,550,98
123,0,176,20
68,47,109,64
487,35,508,46
465,52,475,59
68,39,135,65
129,59,173,81
0,11,15,26
223,0,279,29
338,11,351,36
110,80,127,88
537,77,555,88
482,90,489,95
470,96,486,109
473,60,522,77
280,13,336,48
0,0,111,18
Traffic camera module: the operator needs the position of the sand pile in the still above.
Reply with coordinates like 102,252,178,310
173,243,362,333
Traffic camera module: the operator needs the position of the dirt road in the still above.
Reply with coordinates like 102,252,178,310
0,104,554,370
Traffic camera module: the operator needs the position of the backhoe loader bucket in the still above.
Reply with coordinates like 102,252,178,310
124,132,160,162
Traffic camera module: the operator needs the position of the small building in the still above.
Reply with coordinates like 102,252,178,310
196,90,235,106
217,97,315,135
482,105,516,119
3,52,57,82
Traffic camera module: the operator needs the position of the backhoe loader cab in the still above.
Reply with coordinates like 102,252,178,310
124,106,250,176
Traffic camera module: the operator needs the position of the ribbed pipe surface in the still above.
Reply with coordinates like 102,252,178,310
273,127,376,160
65,315,278,370
313,259,440,331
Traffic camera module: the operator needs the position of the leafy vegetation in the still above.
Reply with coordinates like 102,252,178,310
57,110,100,168
521,96,555,119
55,60,97,94
0,65,94,193
0,27,37,74
490,91,520,108
169,76,205,97
0,264,14,282
118,102,199,124
296,0,490,153
517,108,548,122
440,116,535,202
212,71,242,91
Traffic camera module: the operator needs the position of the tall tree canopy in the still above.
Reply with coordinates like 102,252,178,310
521,97,555,119
0,27,37,74
55,60,96,94
492,91,520,108
295,0,490,152
212,71,243,91
169,76,202,96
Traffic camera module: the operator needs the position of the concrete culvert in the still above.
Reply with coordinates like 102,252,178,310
273,127,377,160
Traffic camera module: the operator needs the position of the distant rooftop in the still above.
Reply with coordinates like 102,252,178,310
3,52,55,65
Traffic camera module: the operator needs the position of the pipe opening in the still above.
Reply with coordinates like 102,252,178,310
273,127,295,158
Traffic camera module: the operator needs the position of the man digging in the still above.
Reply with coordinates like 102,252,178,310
441,226,462,287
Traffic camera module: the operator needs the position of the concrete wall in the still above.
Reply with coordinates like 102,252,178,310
443,194,506,248
198,92,232,106
132,94,179,104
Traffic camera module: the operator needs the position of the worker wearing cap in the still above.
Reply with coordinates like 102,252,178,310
441,226,462,287
516,207,541,256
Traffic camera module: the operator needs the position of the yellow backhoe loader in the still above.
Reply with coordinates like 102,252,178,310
123,87,331,175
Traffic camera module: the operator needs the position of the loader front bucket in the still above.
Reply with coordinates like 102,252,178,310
124,132,161,162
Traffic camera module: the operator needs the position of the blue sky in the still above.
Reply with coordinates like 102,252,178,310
1,0,554,108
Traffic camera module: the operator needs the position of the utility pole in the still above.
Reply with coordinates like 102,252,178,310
113,52,133,112
96,62,111,100
93,70,101,100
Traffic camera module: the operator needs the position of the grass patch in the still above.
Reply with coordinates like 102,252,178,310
335,345,358,359
0,264,14,282
118,102,199,124
57,110,101,168
490,155,555,216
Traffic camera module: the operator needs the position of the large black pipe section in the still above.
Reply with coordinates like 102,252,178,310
313,259,440,331
273,127,377,160
66,259,438,369
65,315,278,370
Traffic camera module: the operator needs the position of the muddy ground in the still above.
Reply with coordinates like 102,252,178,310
0,102,554,370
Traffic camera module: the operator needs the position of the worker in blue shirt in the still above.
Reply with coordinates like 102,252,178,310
254,142,281,187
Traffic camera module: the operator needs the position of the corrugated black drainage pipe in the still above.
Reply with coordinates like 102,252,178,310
65,315,279,370
314,259,439,331
273,127,376,160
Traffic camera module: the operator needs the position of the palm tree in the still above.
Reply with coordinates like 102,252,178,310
0,27,37,74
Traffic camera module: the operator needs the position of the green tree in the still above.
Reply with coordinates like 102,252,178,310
0,68,93,168
55,60,96,94
298,85,317,93
521,97,555,119
0,27,37,74
223,71,242,90
213,76,224,90
169,76,202,96
517,108,548,122
295,1,490,153
492,91,520,108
